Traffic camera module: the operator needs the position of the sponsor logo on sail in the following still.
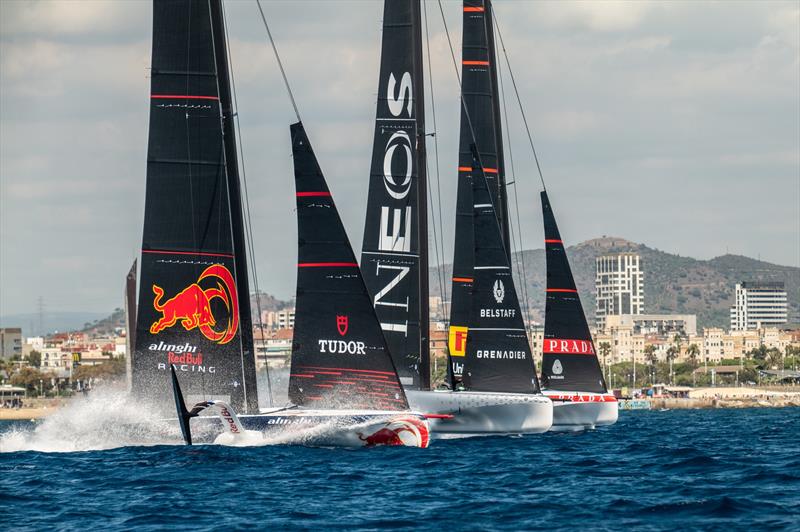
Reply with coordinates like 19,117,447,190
149,341,216,374
476,349,527,359
493,279,505,304
550,358,564,380
543,339,595,355
337,315,349,336
448,326,468,357
149,264,239,345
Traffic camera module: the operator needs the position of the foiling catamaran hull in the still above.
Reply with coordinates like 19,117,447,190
545,392,618,432
406,390,552,437
170,368,430,448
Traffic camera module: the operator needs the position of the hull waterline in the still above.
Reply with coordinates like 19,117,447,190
545,392,618,432
406,390,552,437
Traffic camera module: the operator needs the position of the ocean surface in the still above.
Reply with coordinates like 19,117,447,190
1,400,798,531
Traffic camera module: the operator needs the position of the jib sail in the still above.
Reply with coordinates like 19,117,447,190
132,0,257,413
540,191,607,393
462,148,539,394
288,122,409,411
448,0,509,385
360,0,429,390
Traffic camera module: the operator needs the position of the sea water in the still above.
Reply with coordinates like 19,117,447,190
1,401,798,530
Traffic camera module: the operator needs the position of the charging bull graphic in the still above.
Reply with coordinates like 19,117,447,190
358,416,430,448
149,264,239,344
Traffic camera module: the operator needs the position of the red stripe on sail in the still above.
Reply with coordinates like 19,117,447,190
547,288,578,293
483,168,499,174
458,166,472,172
452,277,474,283
464,6,485,12
463,60,490,66
543,338,596,355
142,249,234,258
296,192,331,197
297,262,358,268
151,94,219,100
298,366,398,377
544,239,563,244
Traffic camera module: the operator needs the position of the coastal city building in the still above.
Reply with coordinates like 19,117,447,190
604,314,697,337
730,282,788,331
0,328,23,360
260,308,295,331
595,252,644,330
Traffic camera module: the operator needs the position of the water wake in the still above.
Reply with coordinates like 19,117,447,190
0,388,182,453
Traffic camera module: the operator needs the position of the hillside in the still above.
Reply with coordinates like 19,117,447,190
430,237,799,330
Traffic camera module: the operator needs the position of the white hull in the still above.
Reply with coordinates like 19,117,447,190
545,391,618,432
187,405,431,448
406,390,553,436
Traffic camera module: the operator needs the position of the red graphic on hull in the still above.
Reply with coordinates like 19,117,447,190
149,264,239,344
358,416,430,448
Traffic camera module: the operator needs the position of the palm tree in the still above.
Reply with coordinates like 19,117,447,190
599,342,612,384
687,343,700,367
644,344,657,384
666,346,678,385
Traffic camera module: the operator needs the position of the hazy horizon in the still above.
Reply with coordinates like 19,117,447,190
1,0,798,315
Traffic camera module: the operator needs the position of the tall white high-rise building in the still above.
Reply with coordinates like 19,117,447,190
729,282,787,331
596,252,644,330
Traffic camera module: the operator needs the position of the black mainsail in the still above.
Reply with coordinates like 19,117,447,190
132,0,258,413
540,191,607,393
448,0,509,384
461,148,538,393
360,0,429,390
289,122,409,411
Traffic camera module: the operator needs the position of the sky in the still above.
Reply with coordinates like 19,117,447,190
0,0,798,318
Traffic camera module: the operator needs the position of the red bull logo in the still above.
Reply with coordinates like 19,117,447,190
149,264,239,344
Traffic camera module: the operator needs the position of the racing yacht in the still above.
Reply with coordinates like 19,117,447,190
359,0,551,436
135,0,429,447
539,192,618,431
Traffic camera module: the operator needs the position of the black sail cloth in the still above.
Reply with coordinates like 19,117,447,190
360,0,429,390
540,191,607,393
133,0,257,413
462,148,539,394
288,122,409,411
448,0,509,385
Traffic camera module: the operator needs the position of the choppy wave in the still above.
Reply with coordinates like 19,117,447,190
2,407,799,530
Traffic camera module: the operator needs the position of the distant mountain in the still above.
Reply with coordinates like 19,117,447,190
0,311,109,337
430,237,799,330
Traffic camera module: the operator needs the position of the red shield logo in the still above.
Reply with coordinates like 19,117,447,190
336,315,348,336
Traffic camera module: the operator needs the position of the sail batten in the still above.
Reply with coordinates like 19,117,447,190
360,0,429,390
541,191,607,393
289,122,409,411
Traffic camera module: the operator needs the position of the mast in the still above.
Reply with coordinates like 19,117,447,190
447,0,506,386
132,0,257,413
462,146,538,393
360,0,428,390
484,0,510,263
209,0,258,414
540,191,607,393
288,122,409,411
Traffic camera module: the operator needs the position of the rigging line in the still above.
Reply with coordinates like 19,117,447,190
256,0,301,123
423,0,448,314
425,152,445,319
492,10,546,191
496,36,532,333
222,0,273,408
209,0,249,409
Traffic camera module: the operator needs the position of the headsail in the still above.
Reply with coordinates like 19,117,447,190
448,0,508,385
462,148,538,394
289,122,409,411
360,0,429,390
540,191,607,393
132,0,258,413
